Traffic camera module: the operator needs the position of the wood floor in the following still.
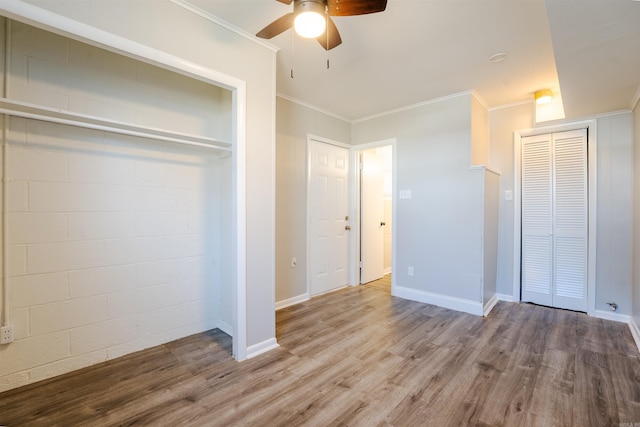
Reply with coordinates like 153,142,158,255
2,276,639,426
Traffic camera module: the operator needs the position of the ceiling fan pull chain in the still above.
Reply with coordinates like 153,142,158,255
326,9,330,69
291,29,295,78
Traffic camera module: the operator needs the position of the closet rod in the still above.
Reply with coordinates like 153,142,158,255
0,97,232,152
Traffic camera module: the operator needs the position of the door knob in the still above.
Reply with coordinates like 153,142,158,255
345,225,351,231
380,222,386,226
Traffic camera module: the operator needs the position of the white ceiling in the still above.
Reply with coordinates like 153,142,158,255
186,0,640,122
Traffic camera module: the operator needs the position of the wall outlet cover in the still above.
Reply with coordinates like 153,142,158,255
1,325,14,344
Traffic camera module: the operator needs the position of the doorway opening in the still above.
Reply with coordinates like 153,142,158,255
355,141,395,291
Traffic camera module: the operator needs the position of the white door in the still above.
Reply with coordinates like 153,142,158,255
309,139,350,296
521,129,588,312
360,149,385,284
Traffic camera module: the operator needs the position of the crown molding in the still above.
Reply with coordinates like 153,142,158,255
276,93,352,123
170,0,279,53
353,90,476,124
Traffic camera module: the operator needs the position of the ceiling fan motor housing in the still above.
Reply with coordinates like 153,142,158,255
294,0,327,15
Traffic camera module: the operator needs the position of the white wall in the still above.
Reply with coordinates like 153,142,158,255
596,113,634,314
488,103,535,298
489,104,635,314
352,93,486,308
0,21,234,391
633,99,640,332
12,0,277,355
275,97,350,306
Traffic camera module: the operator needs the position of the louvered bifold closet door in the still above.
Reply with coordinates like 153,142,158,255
521,134,554,307
552,129,587,311
521,129,588,311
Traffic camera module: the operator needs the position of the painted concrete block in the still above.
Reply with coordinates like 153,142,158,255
69,264,137,298
30,296,108,335
27,240,106,275
8,213,67,244
9,272,69,309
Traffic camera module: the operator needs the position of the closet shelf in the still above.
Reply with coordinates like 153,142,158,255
0,97,232,152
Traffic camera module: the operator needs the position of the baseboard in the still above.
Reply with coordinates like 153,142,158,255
246,338,279,359
275,293,310,311
384,267,392,275
595,310,631,323
629,316,640,353
217,320,233,336
483,294,499,317
393,286,483,316
497,293,514,302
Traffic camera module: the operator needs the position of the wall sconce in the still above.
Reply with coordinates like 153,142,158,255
534,89,553,105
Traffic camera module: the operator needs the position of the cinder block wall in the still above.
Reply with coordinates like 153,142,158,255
0,21,232,392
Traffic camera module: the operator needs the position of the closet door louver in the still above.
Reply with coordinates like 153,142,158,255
552,130,588,311
521,129,587,312
521,134,554,307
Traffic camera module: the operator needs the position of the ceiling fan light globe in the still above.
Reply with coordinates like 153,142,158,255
294,11,326,38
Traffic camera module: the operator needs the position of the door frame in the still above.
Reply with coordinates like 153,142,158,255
306,134,352,296
350,139,397,291
513,120,597,316
0,1,251,359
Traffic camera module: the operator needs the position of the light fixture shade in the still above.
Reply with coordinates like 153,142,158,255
534,89,553,105
294,11,326,38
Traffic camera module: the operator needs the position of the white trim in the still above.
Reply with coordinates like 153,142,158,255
488,99,533,112
246,338,280,359
483,294,499,316
534,110,631,127
470,90,489,111
631,84,640,111
232,84,248,361
594,310,630,324
497,293,514,302
0,97,231,151
277,94,352,123
469,164,501,176
629,317,640,352
308,133,351,149
275,293,310,311
384,267,392,275
217,320,233,337
0,0,250,361
170,0,279,53
0,1,245,90
512,120,597,316
393,286,484,316
353,91,476,124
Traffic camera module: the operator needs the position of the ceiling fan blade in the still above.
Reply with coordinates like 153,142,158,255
327,0,387,16
256,13,294,39
317,16,342,50
276,0,293,4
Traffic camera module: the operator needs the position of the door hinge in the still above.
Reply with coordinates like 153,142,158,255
359,261,363,268
359,163,363,170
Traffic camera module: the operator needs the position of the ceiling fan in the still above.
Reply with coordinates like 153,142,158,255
256,0,388,50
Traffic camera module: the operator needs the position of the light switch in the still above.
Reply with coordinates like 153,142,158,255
399,189,412,199
505,190,513,201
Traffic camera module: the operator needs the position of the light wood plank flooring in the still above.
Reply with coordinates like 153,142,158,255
1,276,639,426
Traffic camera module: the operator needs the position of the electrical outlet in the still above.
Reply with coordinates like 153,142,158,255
407,266,414,276
1,325,14,344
